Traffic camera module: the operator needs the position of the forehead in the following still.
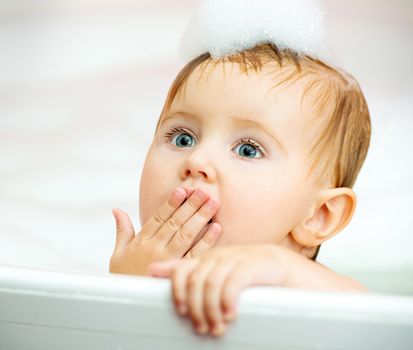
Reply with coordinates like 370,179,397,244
169,60,313,127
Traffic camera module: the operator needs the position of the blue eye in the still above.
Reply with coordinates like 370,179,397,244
233,139,264,159
165,127,195,148
173,133,194,147
164,128,264,159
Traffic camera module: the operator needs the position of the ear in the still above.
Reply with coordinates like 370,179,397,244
290,187,357,248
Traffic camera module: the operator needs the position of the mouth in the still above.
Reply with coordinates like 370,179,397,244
182,187,218,225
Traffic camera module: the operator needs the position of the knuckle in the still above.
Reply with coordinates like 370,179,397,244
171,281,182,302
223,280,236,301
171,269,181,286
166,216,181,231
177,225,192,243
226,276,238,290
205,277,216,291
171,269,182,288
186,247,199,259
187,197,202,211
201,233,214,246
197,207,210,220
188,274,198,289
152,213,164,225
175,264,187,279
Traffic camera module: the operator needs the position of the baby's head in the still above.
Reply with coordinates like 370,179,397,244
139,43,371,260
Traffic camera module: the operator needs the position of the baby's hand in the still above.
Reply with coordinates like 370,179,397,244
149,245,289,337
109,188,221,276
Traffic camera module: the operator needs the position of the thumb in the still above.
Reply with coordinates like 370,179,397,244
148,259,182,278
112,208,135,250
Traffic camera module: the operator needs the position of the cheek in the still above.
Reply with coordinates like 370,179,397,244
217,165,309,244
139,147,180,225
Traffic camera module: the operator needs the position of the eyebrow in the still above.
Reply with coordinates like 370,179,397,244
230,117,287,154
159,112,287,154
159,112,201,127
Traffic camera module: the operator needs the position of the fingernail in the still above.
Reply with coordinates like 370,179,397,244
194,189,207,201
177,303,187,315
195,323,208,334
211,323,225,337
205,199,217,210
173,188,186,200
184,188,195,198
224,309,236,322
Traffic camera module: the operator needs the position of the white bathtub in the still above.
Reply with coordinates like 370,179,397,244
1,1,413,348
1,265,413,350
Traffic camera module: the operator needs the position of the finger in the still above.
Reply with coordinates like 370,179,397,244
186,259,216,335
221,263,255,322
149,259,181,278
171,259,199,316
112,208,135,251
184,188,195,198
141,188,186,239
155,189,210,245
184,223,222,259
203,259,238,336
166,198,219,256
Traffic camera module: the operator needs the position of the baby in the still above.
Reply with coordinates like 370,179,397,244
109,2,371,337
109,42,371,336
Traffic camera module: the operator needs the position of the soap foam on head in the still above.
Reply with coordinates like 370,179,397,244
178,0,328,62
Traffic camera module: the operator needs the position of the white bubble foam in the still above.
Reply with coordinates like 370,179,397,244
178,0,328,62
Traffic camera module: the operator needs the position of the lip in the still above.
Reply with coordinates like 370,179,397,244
183,187,216,201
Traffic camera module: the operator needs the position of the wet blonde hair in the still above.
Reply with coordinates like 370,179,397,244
156,43,371,189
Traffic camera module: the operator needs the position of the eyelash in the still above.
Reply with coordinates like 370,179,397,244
163,126,266,159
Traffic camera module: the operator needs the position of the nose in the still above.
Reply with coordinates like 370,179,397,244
180,147,217,183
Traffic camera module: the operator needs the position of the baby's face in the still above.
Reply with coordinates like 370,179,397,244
139,62,322,250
